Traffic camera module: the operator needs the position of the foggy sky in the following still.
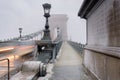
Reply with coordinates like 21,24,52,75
0,0,86,44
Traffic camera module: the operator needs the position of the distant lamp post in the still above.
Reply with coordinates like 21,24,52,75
19,28,22,39
57,27,60,37
42,3,51,30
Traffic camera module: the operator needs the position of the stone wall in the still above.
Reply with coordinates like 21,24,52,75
84,0,120,80
87,0,120,47
84,49,120,80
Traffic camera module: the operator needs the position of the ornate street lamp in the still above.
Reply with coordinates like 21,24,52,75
19,28,22,38
42,3,51,30
41,3,51,41
36,3,57,63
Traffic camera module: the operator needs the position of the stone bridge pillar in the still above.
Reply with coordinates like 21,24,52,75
49,14,68,41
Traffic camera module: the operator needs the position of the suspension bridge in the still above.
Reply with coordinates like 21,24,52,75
1,0,120,80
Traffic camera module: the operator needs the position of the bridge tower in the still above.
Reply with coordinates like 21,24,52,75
49,14,68,41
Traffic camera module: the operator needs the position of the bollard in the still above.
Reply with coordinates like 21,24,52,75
39,63,43,77
40,63,47,77
42,64,47,76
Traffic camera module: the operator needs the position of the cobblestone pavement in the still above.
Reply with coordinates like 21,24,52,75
50,42,91,80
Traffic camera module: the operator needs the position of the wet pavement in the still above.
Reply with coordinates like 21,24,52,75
0,45,35,79
50,42,92,80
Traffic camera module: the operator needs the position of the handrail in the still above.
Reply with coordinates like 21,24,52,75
0,58,10,80
68,41,85,54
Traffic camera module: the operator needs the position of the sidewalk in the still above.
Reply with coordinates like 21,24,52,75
50,42,92,80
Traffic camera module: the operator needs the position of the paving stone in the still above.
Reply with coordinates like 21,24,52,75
49,42,92,80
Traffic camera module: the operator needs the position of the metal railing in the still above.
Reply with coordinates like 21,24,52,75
0,58,10,80
68,41,85,54
1,29,43,42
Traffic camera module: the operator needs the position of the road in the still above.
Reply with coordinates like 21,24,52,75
0,45,35,78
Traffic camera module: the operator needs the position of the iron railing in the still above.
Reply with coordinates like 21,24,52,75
0,58,10,80
68,41,85,54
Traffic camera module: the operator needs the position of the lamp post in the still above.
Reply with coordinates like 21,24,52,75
19,28,22,39
41,3,51,41
36,3,57,63
57,27,60,37
42,3,51,30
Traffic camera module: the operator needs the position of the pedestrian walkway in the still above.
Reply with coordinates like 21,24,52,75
50,42,92,80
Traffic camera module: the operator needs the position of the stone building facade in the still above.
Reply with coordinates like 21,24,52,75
78,0,120,80
49,14,68,41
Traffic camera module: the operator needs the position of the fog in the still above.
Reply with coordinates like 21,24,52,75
0,0,86,44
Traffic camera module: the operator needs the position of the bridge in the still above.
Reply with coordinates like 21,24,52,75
0,3,86,80
0,40,86,80
0,1,120,80
0,2,87,80
0,28,87,80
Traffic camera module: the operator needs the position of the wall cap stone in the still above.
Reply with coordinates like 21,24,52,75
85,45,120,58
78,0,104,19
